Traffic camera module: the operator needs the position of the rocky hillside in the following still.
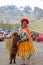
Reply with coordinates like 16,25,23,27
0,5,43,23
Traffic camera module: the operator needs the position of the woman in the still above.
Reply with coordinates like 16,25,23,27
17,18,35,65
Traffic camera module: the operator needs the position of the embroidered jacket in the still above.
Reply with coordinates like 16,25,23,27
18,27,32,41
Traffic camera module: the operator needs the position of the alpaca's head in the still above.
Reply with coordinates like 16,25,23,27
12,32,20,42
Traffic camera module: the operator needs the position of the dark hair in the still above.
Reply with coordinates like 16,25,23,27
21,21,27,26
21,22,23,26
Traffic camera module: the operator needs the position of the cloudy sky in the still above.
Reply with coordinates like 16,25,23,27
0,0,43,9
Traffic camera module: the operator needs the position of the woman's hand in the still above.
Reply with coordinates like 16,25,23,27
19,40,24,43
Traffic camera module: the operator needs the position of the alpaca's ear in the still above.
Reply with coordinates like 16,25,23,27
12,32,18,37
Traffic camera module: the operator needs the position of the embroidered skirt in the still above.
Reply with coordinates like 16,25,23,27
17,41,35,58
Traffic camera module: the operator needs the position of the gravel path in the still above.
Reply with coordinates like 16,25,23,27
0,40,43,65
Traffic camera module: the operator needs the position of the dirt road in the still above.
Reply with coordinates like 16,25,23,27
0,40,43,65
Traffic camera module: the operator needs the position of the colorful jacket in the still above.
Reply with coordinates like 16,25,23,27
18,27,32,41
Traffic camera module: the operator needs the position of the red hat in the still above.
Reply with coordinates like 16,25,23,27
20,18,30,24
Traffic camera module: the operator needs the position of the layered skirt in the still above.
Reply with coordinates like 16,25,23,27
17,41,35,58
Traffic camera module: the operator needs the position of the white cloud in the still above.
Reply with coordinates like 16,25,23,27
28,0,43,9
0,0,43,9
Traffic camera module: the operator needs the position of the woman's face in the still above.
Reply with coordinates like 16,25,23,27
21,21,28,28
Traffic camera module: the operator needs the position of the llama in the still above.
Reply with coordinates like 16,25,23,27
6,32,20,64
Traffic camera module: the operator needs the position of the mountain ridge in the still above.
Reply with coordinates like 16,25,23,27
0,5,43,23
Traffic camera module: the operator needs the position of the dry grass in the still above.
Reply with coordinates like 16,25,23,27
29,21,43,33
0,21,43,33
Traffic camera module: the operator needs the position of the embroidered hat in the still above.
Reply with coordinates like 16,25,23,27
20,18,30,24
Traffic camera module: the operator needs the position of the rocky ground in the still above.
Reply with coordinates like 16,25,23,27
0,40,43,65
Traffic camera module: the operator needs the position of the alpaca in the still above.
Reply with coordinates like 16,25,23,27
6,32,20,64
